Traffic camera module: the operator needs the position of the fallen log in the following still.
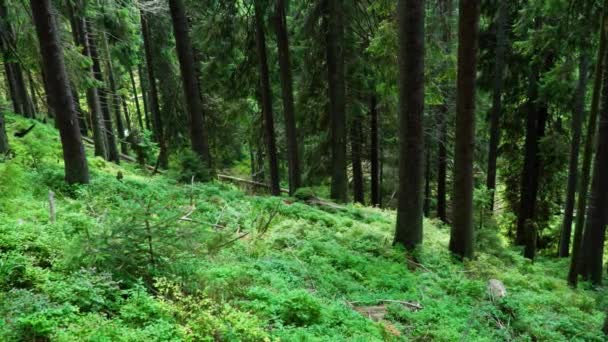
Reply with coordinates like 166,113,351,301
217,174,289,194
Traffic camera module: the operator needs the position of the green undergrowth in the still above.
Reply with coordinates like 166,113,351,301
0,114,605,341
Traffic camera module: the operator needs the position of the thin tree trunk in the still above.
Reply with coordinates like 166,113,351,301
138,63,151,130
449,0,480,260
437,104,448,222
517,51,553,259
141,11,168,168
77,16,107,159
274,0,301,195
0,111,8,154
168,0,212,171
370,94,380,207
254,2,280,196
516,62,541,246
394,0,425,250
27,71,39,114
30,0,89,184
12,63,35,118
424,146,431,217
129,67,144,129
351,113,364,203
559,53,589,257
0,0,34,118
569,4,608,286
486,0,508,210
89,28,119,164
101,31,127,155
579,54,608,285
3,62,20,114
122,95,132,131
437,0,451,223
326,0,348,203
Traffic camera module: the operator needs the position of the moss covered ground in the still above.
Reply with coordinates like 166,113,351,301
0,114,605,341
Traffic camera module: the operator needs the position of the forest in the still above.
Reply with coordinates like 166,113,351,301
1,0,608,340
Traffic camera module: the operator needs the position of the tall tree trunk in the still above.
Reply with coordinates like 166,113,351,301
579,55,608,285
559,53,589,257
449,0,480,260
351,113,364,203
101,31,127,155
141,11,168,168
394,0,425,250
138,63,151,130
168,0,212,171
274,0,301,195
437,0,452,223
76,16,107,159
27,71,39,114
486,0,508,210
0,0,34,118
516,59,541,246
424,146,431,217
129,67,144,129
326,0,348,202
70,86,88,136
30,0,89,184
12,63,35,118
517,51,553,259
3,61,20,114
0,111,8,154
370,94,381,207
66,0,87,135
254,2,280,196
89,29,119,164
122,95,132,131
569,4,608,286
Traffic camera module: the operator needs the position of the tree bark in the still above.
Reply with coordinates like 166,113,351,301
424,146,431,217
559,53,589,257
122,95,132,131
274,0,301,195
89,29,119,164
569,3,608,286
370,94,381,207
351,113,364,204
254,2,280,196
0,0,34,118
394,0,425,250
168,0,212,171
516,50,553,259
486,0,508,210
437,0,452,223
141,11,168,168
129,67,144,129
326,0,348,202
138,63,151,130
30,0,89,184
76,15,107,159
0,111,8,154
449,0,480,260
579,53,608,285
101,31,127,155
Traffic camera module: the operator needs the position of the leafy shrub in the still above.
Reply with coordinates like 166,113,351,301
280,290,322,326
171,149,211,182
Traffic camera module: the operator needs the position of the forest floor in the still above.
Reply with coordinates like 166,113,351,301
0,114,606,341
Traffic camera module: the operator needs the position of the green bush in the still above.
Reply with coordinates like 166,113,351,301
280,290,322,326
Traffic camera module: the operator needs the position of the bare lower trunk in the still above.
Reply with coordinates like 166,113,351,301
394,0,425,250
449,0,480,260
30,0,89,184
559,53,589,257
254,2,280,196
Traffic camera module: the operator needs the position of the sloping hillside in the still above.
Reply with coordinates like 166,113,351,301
0,114,604,341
